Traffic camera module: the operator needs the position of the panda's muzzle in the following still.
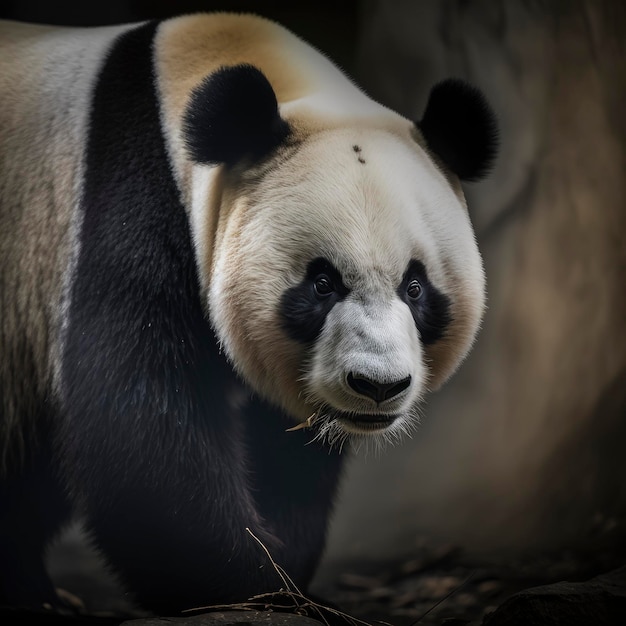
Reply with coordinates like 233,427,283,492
346,372,412,404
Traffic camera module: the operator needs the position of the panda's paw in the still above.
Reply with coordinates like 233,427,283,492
53,588,85,611
40,587,85,615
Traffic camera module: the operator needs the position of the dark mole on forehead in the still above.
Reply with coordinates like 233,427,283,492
352,144,366,164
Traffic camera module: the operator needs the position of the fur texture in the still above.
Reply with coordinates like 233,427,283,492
0,13,496,614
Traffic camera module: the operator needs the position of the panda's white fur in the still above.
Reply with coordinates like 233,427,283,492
0,21,129,461
0,12,495,615
209,127,484,439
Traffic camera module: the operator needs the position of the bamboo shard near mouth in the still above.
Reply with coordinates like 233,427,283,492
285,412,317,432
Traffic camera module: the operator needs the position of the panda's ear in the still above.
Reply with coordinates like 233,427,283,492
183,64,290,166
417,79,498,182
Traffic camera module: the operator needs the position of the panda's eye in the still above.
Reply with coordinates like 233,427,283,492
313,274,334,297
407,279,423,300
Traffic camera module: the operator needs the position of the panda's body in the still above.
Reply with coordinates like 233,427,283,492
0,14,496,615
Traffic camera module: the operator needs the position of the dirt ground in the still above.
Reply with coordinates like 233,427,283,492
42,524,625,626
313,543,624,625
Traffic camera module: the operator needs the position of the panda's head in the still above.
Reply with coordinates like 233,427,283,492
182,64,497,446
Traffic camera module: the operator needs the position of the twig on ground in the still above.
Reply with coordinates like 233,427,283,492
182,527,381,626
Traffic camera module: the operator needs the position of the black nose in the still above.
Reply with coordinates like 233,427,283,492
346,372,412,404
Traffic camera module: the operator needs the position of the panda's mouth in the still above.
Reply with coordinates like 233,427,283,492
300,406,412,448
335,412,399,432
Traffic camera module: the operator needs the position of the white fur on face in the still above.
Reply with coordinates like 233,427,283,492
208,124,485,441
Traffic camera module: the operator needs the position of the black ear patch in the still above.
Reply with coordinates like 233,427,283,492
418,79,498,182
183,64,290,166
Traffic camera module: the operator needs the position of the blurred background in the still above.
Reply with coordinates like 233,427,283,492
2,0,625,622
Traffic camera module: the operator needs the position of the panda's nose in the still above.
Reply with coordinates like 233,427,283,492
346,372,411,404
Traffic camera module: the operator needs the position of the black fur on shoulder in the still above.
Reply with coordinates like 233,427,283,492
418,79,498,182
183,64,291,166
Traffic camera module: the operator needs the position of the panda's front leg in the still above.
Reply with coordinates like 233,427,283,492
57,404,286,614
56,328,287,615
242,396,346,592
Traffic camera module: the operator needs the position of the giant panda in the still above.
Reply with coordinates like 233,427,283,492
0,12,497,616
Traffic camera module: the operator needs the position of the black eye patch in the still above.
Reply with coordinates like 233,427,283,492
397,260,451,345
280,258,349,344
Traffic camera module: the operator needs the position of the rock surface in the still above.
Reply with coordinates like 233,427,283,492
122,611,322,626
482,566,626,626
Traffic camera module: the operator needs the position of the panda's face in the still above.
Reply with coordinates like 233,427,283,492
208,126,485,444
